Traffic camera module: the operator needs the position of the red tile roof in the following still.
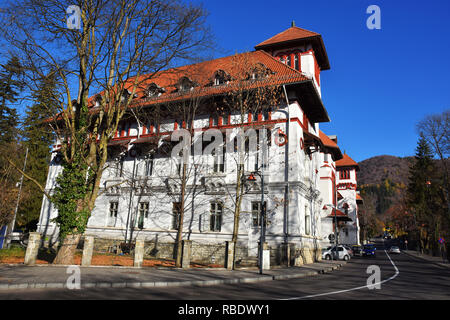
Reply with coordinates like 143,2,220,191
254,26,330,71
319,129,343,161
327,209,352,221
255,26,320,48
336,153,359,170
85,50,330,123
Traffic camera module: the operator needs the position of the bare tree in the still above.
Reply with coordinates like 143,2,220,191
221,53,283,269
417,109,450,215
0,0,210,264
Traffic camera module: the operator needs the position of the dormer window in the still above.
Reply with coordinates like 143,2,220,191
248,63,271,81
120,89,131,103
214,76,224,86
178,77,196,92
94,95,102,107
147,83,165,98
213,70,230,86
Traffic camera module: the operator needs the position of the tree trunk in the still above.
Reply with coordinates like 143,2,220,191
53,234,82,265
230,163,244,270
175,163,187,268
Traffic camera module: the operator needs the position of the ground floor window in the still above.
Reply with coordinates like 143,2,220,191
137,202,149,229
251,201,266,227
108,202,119,227
172,202,181,230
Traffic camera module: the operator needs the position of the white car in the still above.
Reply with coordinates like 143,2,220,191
322,245,351,261
389,246,401,254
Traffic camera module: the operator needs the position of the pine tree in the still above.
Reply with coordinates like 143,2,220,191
407,134,442,253
17,73,58,231
0,55,24,230
0,55,24,144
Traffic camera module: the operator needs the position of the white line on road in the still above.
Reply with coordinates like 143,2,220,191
282,250,400,300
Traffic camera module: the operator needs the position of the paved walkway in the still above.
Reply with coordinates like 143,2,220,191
0,261,345,290
403,250,450,268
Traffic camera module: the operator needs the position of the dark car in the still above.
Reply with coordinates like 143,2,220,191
362,244,376,257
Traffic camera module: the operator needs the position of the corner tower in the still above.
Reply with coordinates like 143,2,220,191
255,22,330,93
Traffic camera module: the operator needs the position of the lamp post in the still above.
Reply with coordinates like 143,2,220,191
325,203,339,260
248,169,266,275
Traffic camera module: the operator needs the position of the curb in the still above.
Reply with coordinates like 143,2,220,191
0,262,345,291
402,251,450,269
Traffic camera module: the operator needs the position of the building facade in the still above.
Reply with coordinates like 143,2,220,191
37,24,359,265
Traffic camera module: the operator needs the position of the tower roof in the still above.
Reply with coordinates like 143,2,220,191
336,153,359,170
254,25,330,70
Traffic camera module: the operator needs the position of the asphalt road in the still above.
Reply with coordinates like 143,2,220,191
1,240,449,300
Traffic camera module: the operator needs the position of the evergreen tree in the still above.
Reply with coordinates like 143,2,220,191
0,55,24,144
17,73,58,231
0,56,24,230
407,134,443,253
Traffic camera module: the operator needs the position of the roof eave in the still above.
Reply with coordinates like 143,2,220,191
285,80,331,123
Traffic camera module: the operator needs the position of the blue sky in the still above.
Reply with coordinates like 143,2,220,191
199,0,450,162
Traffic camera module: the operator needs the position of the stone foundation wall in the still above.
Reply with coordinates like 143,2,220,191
86,237,322,267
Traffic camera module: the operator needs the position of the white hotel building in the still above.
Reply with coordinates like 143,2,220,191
37,24,361,266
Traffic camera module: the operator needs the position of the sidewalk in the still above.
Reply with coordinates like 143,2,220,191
403,250,450,269
0,260,345,290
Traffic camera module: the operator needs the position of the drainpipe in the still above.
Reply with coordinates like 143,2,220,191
282,85,290,244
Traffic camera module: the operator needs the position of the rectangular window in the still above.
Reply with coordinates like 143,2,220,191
340,170,350,180
108,202,119,227
212,147,225,173
172,202,181,230
137,202,149,229
145,155,154,176
210,202,223,232
294,54,299,71
251,201,267,227
114,158,124,177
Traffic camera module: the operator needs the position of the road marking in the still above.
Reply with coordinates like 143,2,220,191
282,250,400,300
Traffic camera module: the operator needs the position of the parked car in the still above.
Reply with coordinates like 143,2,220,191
362,244,376,257
343,245,353,256
351,245,363,256
389,246,401,254
322,245,351,261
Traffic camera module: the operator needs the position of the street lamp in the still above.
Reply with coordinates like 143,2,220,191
325,203,339,260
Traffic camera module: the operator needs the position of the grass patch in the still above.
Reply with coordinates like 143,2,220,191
0,246,25,258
